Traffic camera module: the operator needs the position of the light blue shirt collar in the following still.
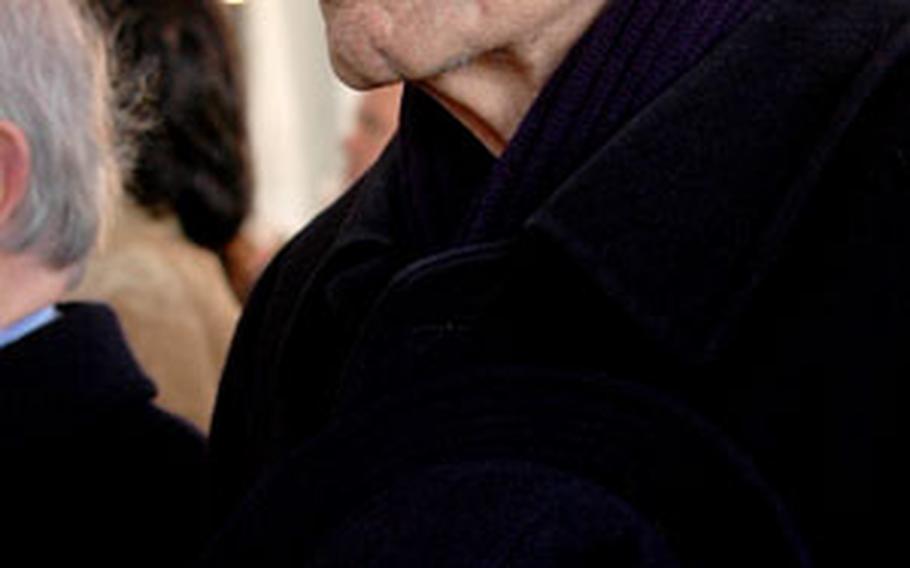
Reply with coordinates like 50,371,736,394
0,306,59,350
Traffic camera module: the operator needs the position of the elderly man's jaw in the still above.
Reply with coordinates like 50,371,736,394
321,0,608,152
321,0,397,88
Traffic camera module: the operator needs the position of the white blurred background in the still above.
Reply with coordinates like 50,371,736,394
225,0,358,242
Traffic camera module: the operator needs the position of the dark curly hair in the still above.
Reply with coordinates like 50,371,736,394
89,0,252,251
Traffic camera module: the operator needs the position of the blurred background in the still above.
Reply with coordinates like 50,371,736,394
224,0,361,243
64,0,404,428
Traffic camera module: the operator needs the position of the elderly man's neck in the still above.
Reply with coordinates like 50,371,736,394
0,252,71,328
417,0,607,156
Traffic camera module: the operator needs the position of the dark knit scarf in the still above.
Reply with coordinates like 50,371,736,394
398,0,764,251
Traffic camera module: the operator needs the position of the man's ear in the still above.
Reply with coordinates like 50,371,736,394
0,121,31,228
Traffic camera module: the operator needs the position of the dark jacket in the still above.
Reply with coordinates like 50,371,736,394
210,0,908,564
0,303,206,567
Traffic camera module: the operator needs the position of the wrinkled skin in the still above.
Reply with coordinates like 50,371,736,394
321,0,607,153
319,0,585,88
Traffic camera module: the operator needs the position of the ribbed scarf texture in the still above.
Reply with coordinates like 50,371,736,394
398,0,764,251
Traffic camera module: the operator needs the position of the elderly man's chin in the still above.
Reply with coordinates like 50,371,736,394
328,46,399,91
329,43,468,91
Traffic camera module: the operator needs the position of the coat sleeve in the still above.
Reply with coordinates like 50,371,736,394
207,186,362,531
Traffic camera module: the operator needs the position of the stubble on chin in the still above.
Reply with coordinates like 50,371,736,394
429,51,478,77
329,7,417,89
328,44,395,90
323,0,482,89
328,34,477,90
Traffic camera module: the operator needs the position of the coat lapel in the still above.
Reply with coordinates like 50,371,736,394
528,0,907,363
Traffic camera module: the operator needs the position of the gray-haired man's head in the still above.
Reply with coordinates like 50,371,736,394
0,0,119,270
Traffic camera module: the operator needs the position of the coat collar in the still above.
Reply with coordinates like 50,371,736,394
527,0,910,363
0,303,156,430
317,0,909,366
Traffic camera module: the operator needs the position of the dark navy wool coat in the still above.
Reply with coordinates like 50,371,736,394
0,304,206,567
209,0,908,564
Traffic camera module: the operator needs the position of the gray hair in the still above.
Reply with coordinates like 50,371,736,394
0,0,120,269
